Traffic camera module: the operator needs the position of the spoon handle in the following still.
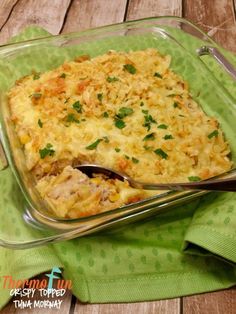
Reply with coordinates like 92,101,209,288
76,164,236,192
130,177,236,192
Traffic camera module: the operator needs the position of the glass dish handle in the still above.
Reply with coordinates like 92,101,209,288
197,46,236,81
0,139,8,170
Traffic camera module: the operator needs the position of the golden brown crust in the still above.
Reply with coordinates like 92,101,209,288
8,49,233,218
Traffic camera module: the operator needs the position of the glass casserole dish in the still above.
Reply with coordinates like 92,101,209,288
0,16,235,248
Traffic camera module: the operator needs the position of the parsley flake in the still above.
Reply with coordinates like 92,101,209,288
158,124,168,129
107,76,119,83
123,64,137,74
103,112,109,118
188,176,201,182
97,93,103,102
140,101,144,107
163,134,174,140
66,113,80,123
86,139,103,150
143,132,155,141
154,72,162,78
143,112,157,131
154,148,168,159
208,130,219,139
103,136,109,143
173,102,179,108
114,107,133,129
64,97,70,104
115,119,126,129
116,107,134,119
33,73,40,80
124,155,130,160
39,143,55,159
60,73,66,78
147,115,156,124
38,119,43,128
72,101,82,113
31,93,42,99
132,157,139,164
115,148,121,152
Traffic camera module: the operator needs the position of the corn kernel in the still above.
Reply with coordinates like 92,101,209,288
90,177,102,185
19,134,30,144
109,193,120,202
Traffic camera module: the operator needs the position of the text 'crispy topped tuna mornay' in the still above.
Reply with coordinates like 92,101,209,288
8,49,232,218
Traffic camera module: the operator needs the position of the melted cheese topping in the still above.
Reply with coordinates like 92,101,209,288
8,49,232,218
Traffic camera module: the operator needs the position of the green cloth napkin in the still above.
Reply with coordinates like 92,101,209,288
0,26,235,309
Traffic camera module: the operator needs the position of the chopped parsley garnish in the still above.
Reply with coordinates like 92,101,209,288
97,93,103,102
146,115,156,124
208,130,219,139
103,112,109,118
86,139,103,150
38,119,43,128
66,113,80,123
167,94,177,97
188,176,201,182
103,136,109,143
115,147,121,152
114,107,133,129
60,73,66,78
154,72,162,78
140,101,144,107
115,119,126,129
116,107,134,119
143,111,157,131
72,101,82,113
39,143,55,159
132,157,139,164
33,73,40,80
124,155,130,160
31,93,42,99
173,102,179,108
154,148,168,159
64,97,70,104
158,124,168,129
143,132,155,141
107,76,119,83
123,64,137,74
163,134,174,140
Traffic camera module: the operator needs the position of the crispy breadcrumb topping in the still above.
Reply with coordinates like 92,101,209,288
8,49,232,218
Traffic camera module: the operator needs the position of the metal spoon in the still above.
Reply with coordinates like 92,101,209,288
75,164,236,192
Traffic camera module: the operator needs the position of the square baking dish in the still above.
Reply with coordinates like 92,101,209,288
0,16,235,248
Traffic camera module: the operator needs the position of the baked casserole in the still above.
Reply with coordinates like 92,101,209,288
8,48,232,218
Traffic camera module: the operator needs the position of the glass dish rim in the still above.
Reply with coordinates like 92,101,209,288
0,16,218,50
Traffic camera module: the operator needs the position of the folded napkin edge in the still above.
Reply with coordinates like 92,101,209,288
183,224,236,263
67,268,236,303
